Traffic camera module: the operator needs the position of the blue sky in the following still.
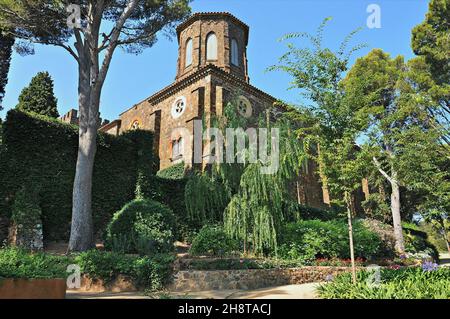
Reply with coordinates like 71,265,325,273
1,0,430,121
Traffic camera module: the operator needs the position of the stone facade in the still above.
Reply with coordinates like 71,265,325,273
170,267,354,291
98,12,369,210
108,12,278,170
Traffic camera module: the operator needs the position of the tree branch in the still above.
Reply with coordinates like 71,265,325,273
95,0,139,89
372,156,395,184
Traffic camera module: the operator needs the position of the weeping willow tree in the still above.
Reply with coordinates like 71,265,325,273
223,115,307,255
184,94,308,255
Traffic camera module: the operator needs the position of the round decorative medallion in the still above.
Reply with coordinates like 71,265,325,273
238,96,252,118
171,96,187,119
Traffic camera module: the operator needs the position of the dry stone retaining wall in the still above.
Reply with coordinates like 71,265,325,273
171,267,354,291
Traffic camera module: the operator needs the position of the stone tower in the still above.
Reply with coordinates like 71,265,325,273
99,12,350,210
175,12,250,82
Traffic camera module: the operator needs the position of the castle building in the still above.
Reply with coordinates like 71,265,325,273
97,12,363,210
99,12,279,169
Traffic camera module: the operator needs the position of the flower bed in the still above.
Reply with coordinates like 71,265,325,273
317,265,450,299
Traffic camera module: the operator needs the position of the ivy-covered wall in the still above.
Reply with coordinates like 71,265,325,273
0,110,154,241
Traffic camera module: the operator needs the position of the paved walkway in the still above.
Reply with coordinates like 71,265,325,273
67,282,322,299
439,252,450,267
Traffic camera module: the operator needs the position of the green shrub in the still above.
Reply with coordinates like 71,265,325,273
403,223,439,261
74,249,175,290
156,163,185,180
0,247,70,279
139,174,198,243
278,219,382,262
105,199,176,255
190,224,239,257
318,267,450,299
285,202,342,222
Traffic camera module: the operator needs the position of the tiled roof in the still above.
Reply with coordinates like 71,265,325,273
119,65,278,116
148,64,277,105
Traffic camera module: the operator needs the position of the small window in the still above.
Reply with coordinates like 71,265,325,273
231,39,239,66
185,38,193,67
172,137,183,160
206,33,217,60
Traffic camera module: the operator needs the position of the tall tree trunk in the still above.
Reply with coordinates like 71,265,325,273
345,191,357,284
67,0,139,252
68,60,98,251
441,219,450,254
373,156,405,255
390,177,405,254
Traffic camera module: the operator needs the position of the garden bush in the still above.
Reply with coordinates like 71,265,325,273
105,199,176,255
403,222,439,261
190,224,239,257
156,163,185,180
0,247,70,279
318,266,450,299
75,249,175,290
278,219,383,262
284,202,342,222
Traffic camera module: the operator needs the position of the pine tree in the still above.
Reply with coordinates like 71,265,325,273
0,29,14,110
16,71,59,118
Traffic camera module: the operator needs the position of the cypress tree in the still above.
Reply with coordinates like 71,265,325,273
16,71,59,118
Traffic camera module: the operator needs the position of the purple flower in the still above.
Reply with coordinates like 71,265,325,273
325,274,334,282
422,261,439,272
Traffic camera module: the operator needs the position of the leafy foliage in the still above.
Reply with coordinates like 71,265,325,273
106,199,176,255
185,173,229,223
0,247,70,279
318,267,450,299
402,222,439,260
16,71,59,117
190,224,239,257
278,219,383,262
0,28,14,110
411,0,450,85
156,163,185,180
0,110,154,240
74,249,175,290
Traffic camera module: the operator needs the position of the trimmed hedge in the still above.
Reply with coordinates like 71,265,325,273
156,163,185,180
0,110,155,241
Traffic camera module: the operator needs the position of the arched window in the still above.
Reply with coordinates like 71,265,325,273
206,33,217,60
231,39,239,66
185,38,193,67
172,137,184,160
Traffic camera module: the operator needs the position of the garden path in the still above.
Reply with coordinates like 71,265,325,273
66,283,321,299
439,252,450,267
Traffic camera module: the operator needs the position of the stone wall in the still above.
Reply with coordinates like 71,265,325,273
170,267,354,291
